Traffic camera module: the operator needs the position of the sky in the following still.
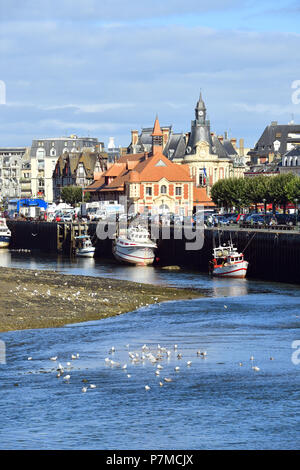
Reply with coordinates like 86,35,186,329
0,0,300,149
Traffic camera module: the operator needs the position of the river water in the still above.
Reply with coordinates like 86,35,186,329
0,250,299,450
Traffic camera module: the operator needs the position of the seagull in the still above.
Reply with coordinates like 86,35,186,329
164,378,172,382
157,364,163,370
50,356,57,361
63,375,71,381
122,364,127,370
224,305,228,309
127,374,131,378
89,384,96,389
27,357,32,361
145,385,151,391
187,361,192,366
155,370,160,376
177,353,182,359
82,387,87,393
175,366,180,372
159,381,164,387
71,354,77,360
252,366,260,372
201,351,207,357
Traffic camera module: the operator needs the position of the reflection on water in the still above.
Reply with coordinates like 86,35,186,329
0,248,258,299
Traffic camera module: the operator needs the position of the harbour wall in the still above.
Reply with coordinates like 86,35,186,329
6,220,300,284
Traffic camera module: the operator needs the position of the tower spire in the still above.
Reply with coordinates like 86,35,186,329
152,115,163,155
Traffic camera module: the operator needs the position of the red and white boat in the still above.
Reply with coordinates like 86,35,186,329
113,225,157,266
209,242,248,278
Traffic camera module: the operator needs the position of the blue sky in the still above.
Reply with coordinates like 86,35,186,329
0,0,300,149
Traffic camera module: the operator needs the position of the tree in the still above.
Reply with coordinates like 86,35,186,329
60,186,90,205
244,175,271,211
211,177,248,210
268,173,297,213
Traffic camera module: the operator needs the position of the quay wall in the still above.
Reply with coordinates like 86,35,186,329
6,220,300,284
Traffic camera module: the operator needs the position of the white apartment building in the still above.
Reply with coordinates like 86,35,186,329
0,147,30,201
30,136,101,203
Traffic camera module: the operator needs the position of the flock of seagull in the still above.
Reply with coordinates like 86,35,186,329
25,338,269,394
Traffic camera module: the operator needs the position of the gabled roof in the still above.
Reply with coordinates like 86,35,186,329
85,149,193,194
249,123,300,157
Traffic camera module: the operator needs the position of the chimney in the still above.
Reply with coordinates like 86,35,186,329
162,128,170,147
230,138,237,150
239,138,244,156
218,135,224,143
224,131,228,140
131,130,139,146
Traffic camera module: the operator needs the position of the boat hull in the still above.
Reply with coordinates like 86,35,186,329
212,261,248,278
0,236,11,248
113,243,155,266
76,248,95,258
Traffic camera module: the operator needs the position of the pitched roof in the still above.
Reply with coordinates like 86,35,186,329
86,149,193,194
193,186,215,206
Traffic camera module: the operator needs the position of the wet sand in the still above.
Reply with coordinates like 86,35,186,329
0,267,201,332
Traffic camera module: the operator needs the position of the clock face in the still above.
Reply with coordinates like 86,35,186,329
199,111,204,116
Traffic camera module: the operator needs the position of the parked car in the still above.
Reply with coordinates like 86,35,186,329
242,214,273,226
274,213,296,226
226,213,239,224
60,214,73,222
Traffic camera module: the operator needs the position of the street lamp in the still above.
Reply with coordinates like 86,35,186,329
295,198,298,228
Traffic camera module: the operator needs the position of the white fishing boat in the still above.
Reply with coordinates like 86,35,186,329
74,235,95,257
113,224,157,266
209,241,248,278
0,218,11,248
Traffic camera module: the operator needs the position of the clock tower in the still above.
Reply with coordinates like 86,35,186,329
195,91,206,124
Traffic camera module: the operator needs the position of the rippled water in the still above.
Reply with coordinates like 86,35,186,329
0,250,299,449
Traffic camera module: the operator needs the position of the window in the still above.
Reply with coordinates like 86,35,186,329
175,186,182,196
199,173,205,185
146,187,152,196
50,148,56,157
161,185,167,194
155,159,167,167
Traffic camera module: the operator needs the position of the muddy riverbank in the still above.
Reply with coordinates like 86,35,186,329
0,267,201,332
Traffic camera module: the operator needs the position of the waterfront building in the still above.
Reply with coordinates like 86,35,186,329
20,161,32,198
280,145,300,176
172,93,246,194
30,136,101,203
85,117,196,215
247,120,300,165
52,150,108,202
0,147,30,201
127,93,247,195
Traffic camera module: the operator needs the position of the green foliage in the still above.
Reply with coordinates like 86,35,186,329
60,186,90,205
211,173,300,209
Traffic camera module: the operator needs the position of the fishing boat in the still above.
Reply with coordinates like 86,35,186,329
209,241,248,278
113,224,157,266
0,218,11,248
74,235,95,257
